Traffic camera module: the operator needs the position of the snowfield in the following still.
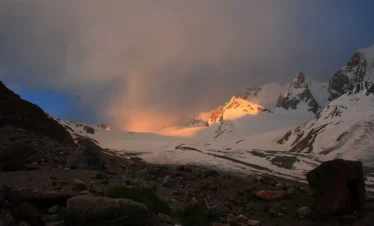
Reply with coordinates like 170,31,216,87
53,43,374,191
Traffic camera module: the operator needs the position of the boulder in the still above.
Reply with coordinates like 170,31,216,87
162,176,176,187
306,159,365,216
247,219,261,226
297,206,312,217
65,196,150,226
72,179,88,192
67,144,105,170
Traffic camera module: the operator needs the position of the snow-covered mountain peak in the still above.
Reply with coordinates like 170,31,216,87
277,72,323,114
328,45,374,101
358,44,374,62
291,72,308,89
207,97,271,125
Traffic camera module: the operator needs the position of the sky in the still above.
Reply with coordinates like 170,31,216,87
1,0,374,131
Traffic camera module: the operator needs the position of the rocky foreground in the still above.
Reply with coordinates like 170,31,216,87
1,139,374,226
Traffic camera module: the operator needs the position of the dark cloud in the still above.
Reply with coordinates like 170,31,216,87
1,0,374,131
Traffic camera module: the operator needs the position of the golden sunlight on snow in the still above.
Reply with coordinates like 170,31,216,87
207,97,263,125
153,126,206,137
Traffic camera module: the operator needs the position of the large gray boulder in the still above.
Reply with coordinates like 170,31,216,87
67,143,105,170
65,196,150,226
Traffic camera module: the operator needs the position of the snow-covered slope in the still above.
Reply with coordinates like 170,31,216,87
278,81,374,161
328,44,374,101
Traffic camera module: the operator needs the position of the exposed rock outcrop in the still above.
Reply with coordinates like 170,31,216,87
0,81,74,146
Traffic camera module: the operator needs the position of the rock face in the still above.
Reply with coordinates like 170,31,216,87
277,73,321,114
328,46,374,101
65,196,150,226
99,124,111,131
277,79,374,155
83,126,95,134
0,81,74,146
306,159,365,216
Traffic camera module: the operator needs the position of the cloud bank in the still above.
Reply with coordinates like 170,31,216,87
1,0,373,131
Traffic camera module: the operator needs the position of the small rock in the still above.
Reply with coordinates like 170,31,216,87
72,179,87,192
162,176,176,187
95,173,109,180
46,213,62,222
100,180,109,185
135,170,147,179
80,191,93,196
19,221,31,226
157,213,176,225
366,203,374,211
120,175,137,185
176,165,185,171
247,219,261,226
48,205,61,214
51,181,58,186
286,187,296,197
297,206,312,217
204,169,219,177
50,176,58,180
268,208,279,217
234,214,248,224
366,192,374,202
254,190,286,200
45,221,65,226
298,186,309,193
87,183,104,196
25,163,40,171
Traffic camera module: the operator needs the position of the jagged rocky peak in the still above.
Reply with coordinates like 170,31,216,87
277,72,321,114
278,79,374,155
292,72,308,89
328,44,374,101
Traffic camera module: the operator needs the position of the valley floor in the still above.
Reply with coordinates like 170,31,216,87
1,154,374,226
